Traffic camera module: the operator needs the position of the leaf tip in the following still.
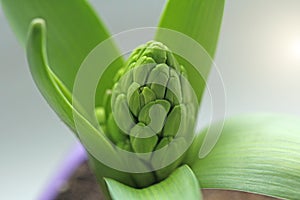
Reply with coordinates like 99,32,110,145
29,18,46,33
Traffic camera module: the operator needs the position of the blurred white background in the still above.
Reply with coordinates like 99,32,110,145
1,0,300,199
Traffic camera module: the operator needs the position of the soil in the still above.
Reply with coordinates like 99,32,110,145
55,161,279,200
55,161,104,200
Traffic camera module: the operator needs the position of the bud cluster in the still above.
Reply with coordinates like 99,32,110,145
97,41,196,155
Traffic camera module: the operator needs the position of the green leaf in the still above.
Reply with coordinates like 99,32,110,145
26,18,76,131
155,0,225,103
1,0,124,105
105,165,202,200
27,19,136,194
186,113,300,200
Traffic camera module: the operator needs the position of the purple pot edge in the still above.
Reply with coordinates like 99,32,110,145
37,142,88,200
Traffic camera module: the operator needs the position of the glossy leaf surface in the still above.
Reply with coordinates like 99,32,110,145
105,165,202,200
186,114,300,200
156,0,225,103
1,0,123,106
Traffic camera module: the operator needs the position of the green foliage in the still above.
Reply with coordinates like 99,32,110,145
185,114,300,200
9,1,300,200
105,165,202,200
156,0,225,103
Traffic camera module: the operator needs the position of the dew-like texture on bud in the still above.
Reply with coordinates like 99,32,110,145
100,41,197,153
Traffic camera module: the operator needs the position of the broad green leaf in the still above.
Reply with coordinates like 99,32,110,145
185,113,300,200
155,0,225,103
1,0,124,106
105,165,202,200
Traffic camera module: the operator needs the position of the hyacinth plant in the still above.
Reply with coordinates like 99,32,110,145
2,0,300,200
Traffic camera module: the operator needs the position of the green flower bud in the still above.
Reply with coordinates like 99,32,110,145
97,41,197,184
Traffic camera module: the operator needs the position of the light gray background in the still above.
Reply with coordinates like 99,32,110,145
1,0,300,199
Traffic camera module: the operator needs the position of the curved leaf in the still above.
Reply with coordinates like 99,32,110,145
1,0,124,105
105,165,202,200
156,0,225,103
186,113,300,200
27,19,136,192
26,18,76,131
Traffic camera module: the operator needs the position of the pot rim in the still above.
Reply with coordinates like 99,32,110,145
37,142,87,200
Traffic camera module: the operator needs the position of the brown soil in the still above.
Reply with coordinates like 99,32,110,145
55,161,104,200
55,161,279,200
